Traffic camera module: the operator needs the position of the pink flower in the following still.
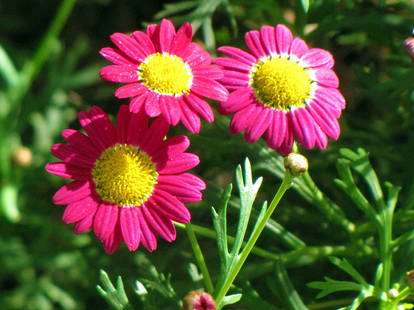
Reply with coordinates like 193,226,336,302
45,105,205,254
216,24,346,155
99,19,228,133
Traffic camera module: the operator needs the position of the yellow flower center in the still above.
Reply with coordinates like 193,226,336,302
138,52,193,96
92,144,158,207
251,57,312,110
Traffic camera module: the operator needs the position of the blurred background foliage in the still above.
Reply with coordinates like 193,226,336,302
1,0,414,309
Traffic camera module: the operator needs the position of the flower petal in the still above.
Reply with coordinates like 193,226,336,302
110,32,147,63
150,189,191,223
277,125,294,156
62,195,98,224
100,64,139,83
290,108,316,149
245,105,271,143
151,135,190,163
74,212,95,234
156,176,202,203
290,37,309,59
53,180,94,205
260,25,277,55
94,202,119,241
219,88,254,114
120,207,141,251
136,207,157,251
159,19,176,53
307,102,340,139
276,24,293,56
182,43,212,67
115,83,146,99
300,48,334,69
176,173,206,191
45,162,91,180
265,109,288,149
51,144,94,168
99,47,133,65
214,57,251,72
142,203,176,242
170,22,193,56
139,115,169,154
245,30,266,58
230,104,257,134
217,46,256,66
131,31,156,56
183,94,214,123
178,98,201,133
103,221,123,254
116,105,130,144
312,68,339,88
61,129,100,159
157,153,200,174
191,77,229,102
192,64,225,79
127,111,149,146
159,95,181,126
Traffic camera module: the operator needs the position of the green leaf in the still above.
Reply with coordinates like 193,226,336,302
220,293,242,308
300,0,310,13
96,269,131,310
0,184,21,222
0,44,19,88
308,277,363,298
328,257,368,286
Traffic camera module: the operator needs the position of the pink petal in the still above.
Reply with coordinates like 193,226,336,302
313,123,328,150
131,31,156,56
103,221,123,254
151,135,190,163
290,37,309,59
150,189,191,223
53,180,94,205
156,178,202,203
214,57,251,72
182,43,212,67
120,207,141,251
99,47,133,65
175,173,206,191
265,110,288,149
139,115,169,154
290,108,316,149
192,64,225,79
51,144,94,168
245,30,267,58
46,162,91,180
307,102,340,139
115,83,146,99
142,204,176,242
63,196,98,224
157,153,200,174
313,68,339,88
127,110,149,145
300,48,334,69
74,212,95,234
260,25,277,55
110,32,147,63
313,88,345,117
277,126,294,156
79,106,117,151
245,106,271,143
191,77,229,101
116,105,130,144
217,46,256,66
144,93,162,117
159,19,176,53
183,94,214,123
136,207,157,251
219,88,255,114
230,104,258,134
100,64,139,83
276,24,293,56
219,70,250,89
159,95,181,126
94,202,119,241
178,99,201,133
170,22,193,56
129,93,147,113
61,129,100,159
146,24,160,50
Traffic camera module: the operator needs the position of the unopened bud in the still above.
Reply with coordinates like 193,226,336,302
284,153,308,177
12,146,32,167
404,37,414,64
406,270,414,290
182,291,216,310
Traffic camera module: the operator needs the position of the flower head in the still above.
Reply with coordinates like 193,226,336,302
182,291,216,310
45,105,205,254
216,24,346,155
99,19,228,133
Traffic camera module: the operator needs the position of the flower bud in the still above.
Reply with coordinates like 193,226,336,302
404,37,414,64
284,153,308,177
182,291,216,310
12,146,32,167
406,270,414,290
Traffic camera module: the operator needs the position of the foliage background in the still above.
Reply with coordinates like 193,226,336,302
1,0,414,309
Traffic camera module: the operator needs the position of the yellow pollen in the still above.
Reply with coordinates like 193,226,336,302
92,144,158,207
139,52,193,96
251,57,312,110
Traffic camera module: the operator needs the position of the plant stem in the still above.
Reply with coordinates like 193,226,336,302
214,170,293,306
185,222,214,294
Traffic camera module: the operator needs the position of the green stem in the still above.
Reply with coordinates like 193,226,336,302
9,0,76,105
214,171,293,306
185,222,214,294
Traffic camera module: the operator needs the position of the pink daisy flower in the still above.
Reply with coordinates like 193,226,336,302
45,105,205,254
215,24,346,155
99,18,228,133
